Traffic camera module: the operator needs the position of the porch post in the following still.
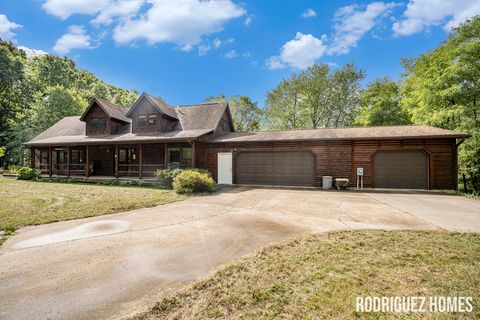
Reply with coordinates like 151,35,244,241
67,146,71,177
48,146,52,177
85,145,90,177
115,144,119,178
139,144,143,180
30,147,35,169
192,140,196,167
164,143,168,169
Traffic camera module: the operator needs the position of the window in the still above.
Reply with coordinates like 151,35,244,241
181,147,192,167
91,117,107,130
147,114,158,127
71,150,84,164
168,148,180,168
137,115,147,128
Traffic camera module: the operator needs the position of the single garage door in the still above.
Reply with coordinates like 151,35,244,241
374,151,428,189
237,152,315,187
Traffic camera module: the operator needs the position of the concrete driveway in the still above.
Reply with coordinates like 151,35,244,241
1,187,479,320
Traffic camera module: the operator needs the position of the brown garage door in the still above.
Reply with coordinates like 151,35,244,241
374,151,428,189
237,152,315,186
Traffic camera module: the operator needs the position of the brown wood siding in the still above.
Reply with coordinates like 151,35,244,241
129,97,178,133
196,138,458,189
84,103,126,135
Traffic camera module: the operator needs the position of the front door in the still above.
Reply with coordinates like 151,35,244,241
217,152,232,184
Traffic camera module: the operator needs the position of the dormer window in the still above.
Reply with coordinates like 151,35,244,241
137,115,147,128
148,114,157,127
91,117,107,130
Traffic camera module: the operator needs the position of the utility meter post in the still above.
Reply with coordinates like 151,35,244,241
356,167,364,190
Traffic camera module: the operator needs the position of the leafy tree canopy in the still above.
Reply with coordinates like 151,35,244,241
264,63,365,129
205,94,262,131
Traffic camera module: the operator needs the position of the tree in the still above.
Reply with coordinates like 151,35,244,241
0,40,138,166
264,63,365,129
401,16,480,191
205,94,262,131
355,77,410,126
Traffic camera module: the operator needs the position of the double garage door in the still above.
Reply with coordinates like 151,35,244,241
237,152,315,187
374,151,428,189
235,150,429,189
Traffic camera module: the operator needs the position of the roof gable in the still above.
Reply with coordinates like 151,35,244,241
126,93,178,120
175,101,231,131
79,98,130,123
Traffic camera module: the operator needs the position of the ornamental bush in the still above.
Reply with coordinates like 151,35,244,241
17,167,41,180
172,170,215,194
155,168,212,189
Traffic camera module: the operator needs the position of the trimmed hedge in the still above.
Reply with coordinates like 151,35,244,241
172,170,215,194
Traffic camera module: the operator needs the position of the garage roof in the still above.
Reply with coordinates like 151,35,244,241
202,125,471,143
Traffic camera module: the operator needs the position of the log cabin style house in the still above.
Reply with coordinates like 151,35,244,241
25,93,470,190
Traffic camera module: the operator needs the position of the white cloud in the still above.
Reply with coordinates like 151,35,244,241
393,0,480,36
329,2,398,55
113,0,245,50
18,46,48,58
42,0,110,19
53,25,92,55
266,32,327,69
244,16,252,26
302,8,317,18
0,14,22,41
224,49,239,58
91,0,145,26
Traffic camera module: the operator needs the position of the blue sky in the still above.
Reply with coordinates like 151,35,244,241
1,0,479,107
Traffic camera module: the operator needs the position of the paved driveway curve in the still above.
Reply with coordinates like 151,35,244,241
0,187,479,320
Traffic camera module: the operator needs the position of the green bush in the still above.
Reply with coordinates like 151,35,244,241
126,179,144,187
155,168,212,189
17,167,41,180
172,170,215,194
103,178,121,186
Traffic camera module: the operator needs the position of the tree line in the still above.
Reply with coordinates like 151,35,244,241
0,17,478,191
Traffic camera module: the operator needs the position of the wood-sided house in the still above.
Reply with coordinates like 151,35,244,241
25,93,470,189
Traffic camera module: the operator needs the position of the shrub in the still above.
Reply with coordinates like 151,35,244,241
126,180,144,187
155,168,212,189
17,167,41,180
103,178,121,186
172,170,215,194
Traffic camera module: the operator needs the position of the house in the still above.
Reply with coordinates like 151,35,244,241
25,93,470,189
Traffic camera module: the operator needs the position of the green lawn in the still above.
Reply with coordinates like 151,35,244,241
0,177,185,236
135,230,480,320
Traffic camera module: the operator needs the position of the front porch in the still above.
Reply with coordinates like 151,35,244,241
30,142,196,179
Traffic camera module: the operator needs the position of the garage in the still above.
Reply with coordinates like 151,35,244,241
374,151,428,189
237,151,315,186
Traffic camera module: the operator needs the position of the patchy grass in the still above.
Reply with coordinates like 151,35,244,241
135,230,480,320
0,177,186,233
443,189,480,201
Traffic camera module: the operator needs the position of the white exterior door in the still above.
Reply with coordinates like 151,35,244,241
217,152,232,184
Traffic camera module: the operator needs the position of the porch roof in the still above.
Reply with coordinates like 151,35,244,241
25,116,212,146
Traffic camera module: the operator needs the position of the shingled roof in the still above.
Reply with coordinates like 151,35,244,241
175,101,229,131
201,125,470,143
25,98,230,146
25,116,212,146
126,93,178,120
79,98,130,123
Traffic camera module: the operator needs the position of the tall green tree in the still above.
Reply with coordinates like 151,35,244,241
205,94,262,131
264,63,365,129
356,77,410,126
0,40,138,166
401,16,480,191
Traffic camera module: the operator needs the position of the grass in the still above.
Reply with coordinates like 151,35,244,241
135,230,480,320
0,177,186,240
443,189,480,201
